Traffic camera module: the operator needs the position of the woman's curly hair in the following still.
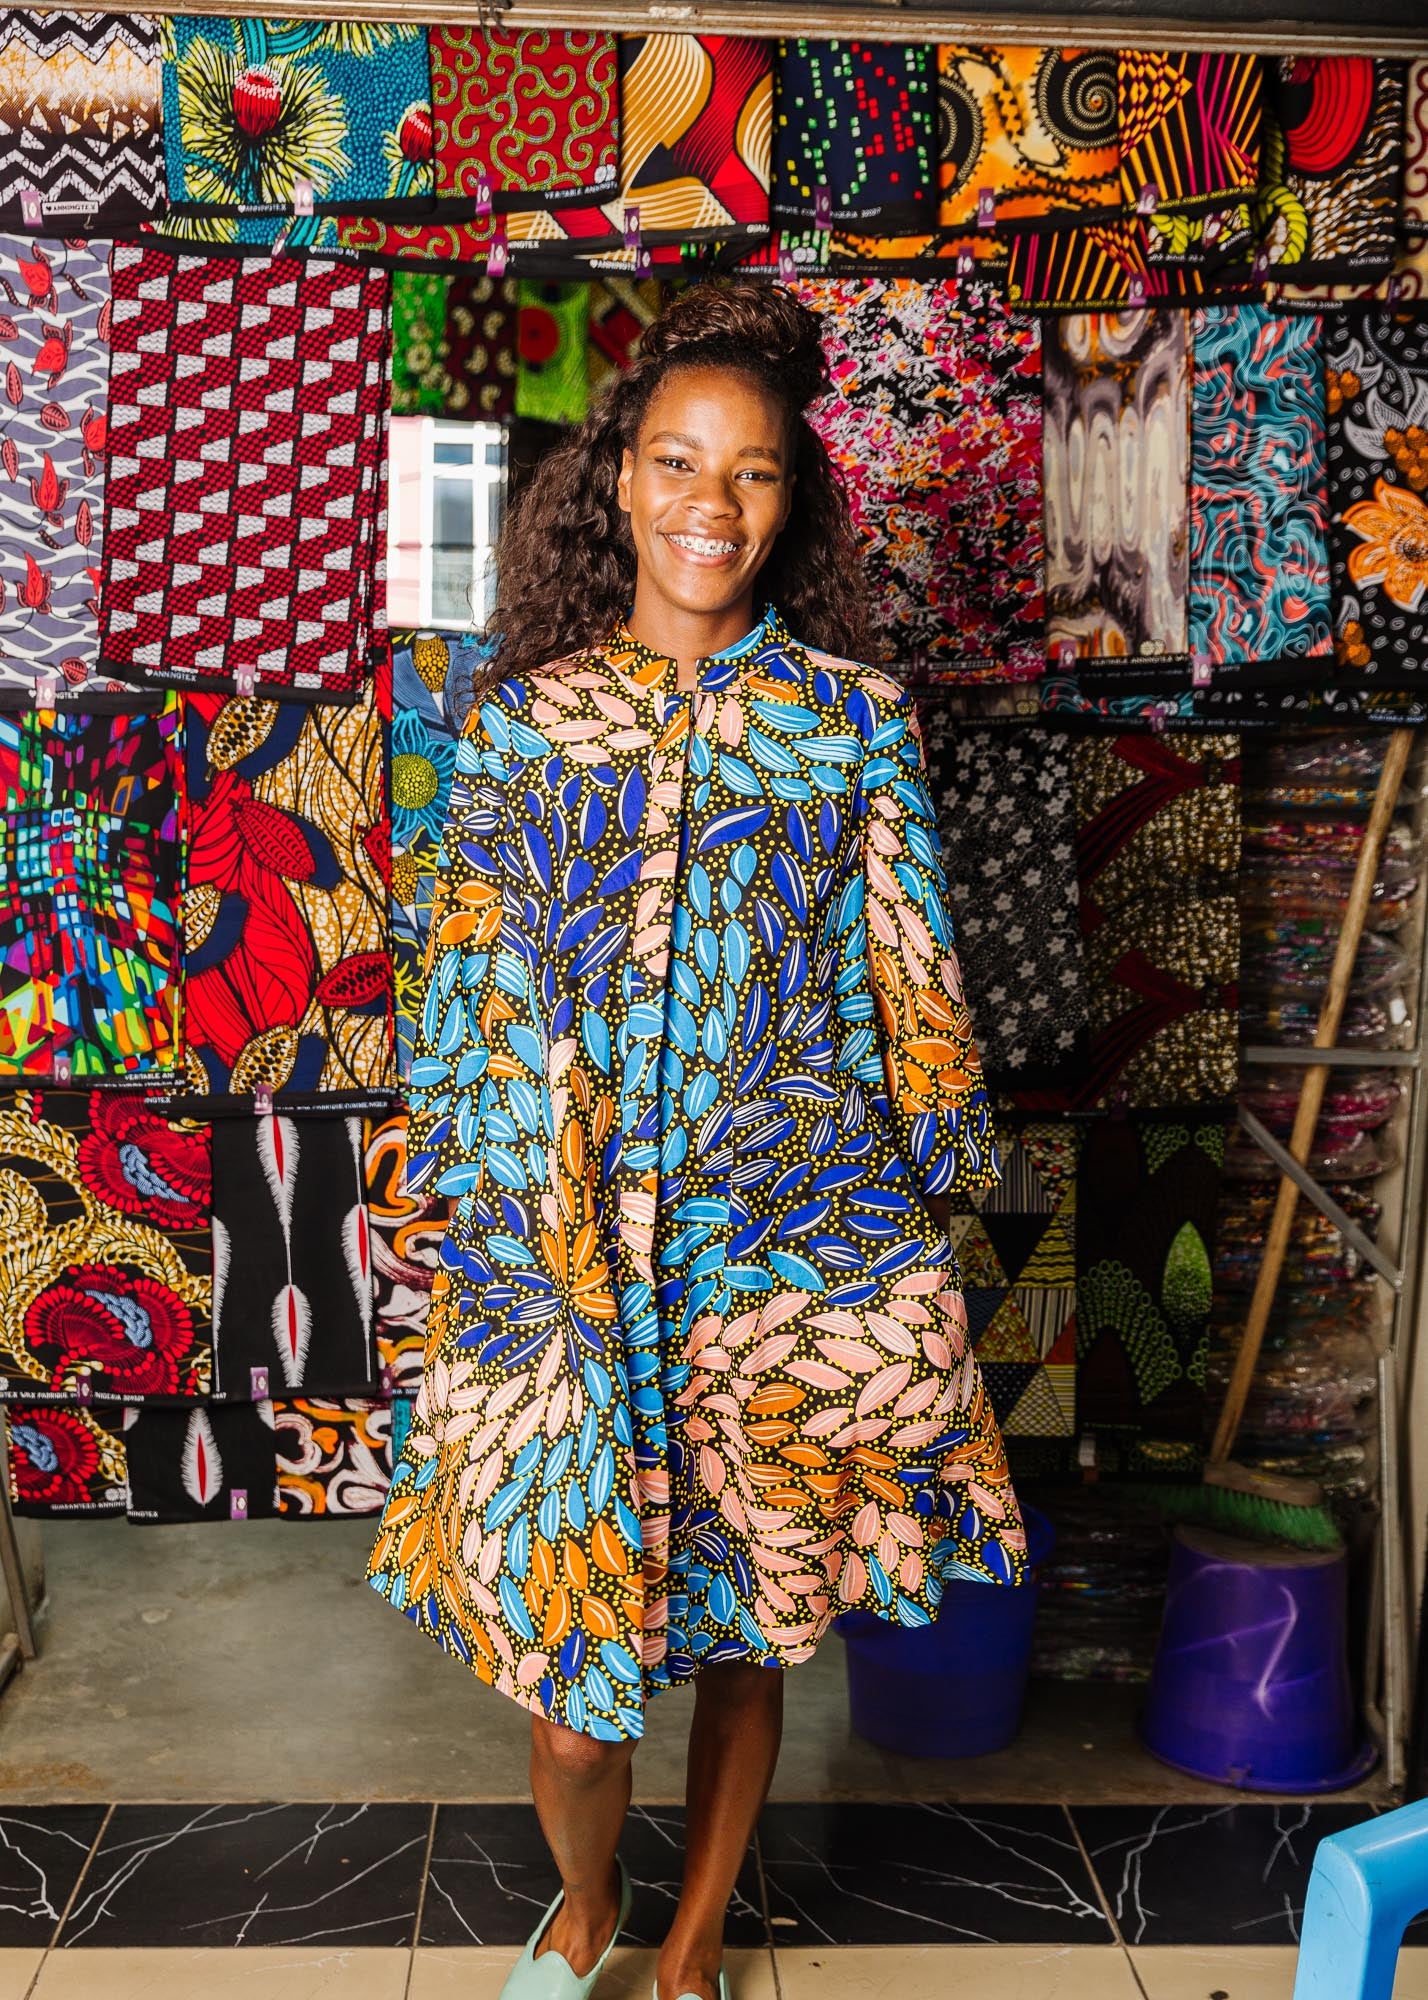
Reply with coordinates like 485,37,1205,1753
485,282,873,684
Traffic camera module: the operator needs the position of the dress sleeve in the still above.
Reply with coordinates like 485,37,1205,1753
859,688,1000,1198
403,707,507,1199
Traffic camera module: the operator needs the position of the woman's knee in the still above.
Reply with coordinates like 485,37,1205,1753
531,1713,636,1785
695,1659,785,1711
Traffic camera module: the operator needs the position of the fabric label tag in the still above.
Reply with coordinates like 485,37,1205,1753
249,1366,270,1399
230,1489,248,1519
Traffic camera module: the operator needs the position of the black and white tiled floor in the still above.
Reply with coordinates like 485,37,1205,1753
0,1799,1424,1997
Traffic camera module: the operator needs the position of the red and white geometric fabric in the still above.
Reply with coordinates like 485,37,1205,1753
99,245,390,704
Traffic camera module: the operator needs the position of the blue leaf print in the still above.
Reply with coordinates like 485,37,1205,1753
618,766,646,838
718,752,766,797
585,1666,616,1712
484,1474,534,1531
581,1007,612,1074
588,1443,615,1516
600,1640,642,1686
598,852,643,898
569,923,632,982
522,824,554,891
699,805,771,851
770,852,808,924
746,725,800,773
542,1435,574,1488
498,1575,536,1642
752,897,786,959
555,905,606,955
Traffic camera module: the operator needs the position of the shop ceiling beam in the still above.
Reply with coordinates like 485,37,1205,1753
101,0,1428,58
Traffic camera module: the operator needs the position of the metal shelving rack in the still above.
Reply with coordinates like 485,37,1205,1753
1238,738,1428,1792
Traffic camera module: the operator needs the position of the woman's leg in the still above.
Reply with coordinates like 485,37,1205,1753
530,1714,637,1972
657,1662,785,2000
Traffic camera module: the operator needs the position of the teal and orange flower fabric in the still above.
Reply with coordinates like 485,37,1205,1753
162,17,435,226
367,608,1025,1740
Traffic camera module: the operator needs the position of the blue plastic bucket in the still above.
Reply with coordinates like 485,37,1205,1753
835,1503,1055,1759
1141,1524,1377,1793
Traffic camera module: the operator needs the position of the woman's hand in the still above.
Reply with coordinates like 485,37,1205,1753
923,1191,951,1236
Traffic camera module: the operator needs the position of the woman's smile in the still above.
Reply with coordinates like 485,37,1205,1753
663,530,743,565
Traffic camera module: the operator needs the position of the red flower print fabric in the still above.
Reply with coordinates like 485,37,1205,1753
6,1400,128,1514
210,1114,377,1400
0,698,182,1082
181,689,396,1106
796,277,1044,677
0,1087,211,1404
0,235,110,700
99,245,390,703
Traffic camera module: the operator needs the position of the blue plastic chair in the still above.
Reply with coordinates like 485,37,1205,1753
1293,1798,1428,1999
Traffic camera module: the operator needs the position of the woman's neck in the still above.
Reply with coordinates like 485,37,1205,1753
626,585,758,691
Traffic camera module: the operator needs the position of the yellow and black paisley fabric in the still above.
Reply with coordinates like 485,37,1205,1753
367,608,1026,1740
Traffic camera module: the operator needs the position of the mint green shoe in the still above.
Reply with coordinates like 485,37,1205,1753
499,1857,631,2000
652,1970,730,2000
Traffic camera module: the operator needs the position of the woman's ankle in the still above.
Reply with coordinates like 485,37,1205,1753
534,1861,623,1973
654,1938,722,2000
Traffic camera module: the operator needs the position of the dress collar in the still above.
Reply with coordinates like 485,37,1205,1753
601,602,786,687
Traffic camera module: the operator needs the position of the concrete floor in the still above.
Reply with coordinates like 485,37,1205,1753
0,1520,1390,1806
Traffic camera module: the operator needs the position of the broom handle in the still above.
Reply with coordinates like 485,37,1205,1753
1208,727,1415,1468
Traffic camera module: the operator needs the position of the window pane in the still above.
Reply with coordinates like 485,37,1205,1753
431,549,478,625
434,479,473,549
434,440,472,466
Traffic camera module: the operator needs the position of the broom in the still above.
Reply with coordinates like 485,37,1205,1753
1158,727,1415,1553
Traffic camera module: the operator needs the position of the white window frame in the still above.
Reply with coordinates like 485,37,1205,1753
389,415,505,632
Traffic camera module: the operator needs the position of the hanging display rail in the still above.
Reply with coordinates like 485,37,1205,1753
87,0,1428,60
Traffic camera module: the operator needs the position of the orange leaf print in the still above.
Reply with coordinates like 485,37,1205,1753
591,1518,628,1576
583,1593,620,1640
543,1584,573,1646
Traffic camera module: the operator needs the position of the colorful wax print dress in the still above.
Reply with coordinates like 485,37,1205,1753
367,609,1026,1741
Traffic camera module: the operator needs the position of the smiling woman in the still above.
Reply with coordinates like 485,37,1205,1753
366,282,1024,2000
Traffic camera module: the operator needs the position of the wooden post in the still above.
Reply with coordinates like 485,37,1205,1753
1208,727,1415,1468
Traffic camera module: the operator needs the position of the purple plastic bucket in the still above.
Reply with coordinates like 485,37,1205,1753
835,1503,1055,1759
1141,1524,1377,1793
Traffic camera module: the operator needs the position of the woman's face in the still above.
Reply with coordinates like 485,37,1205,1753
617,365,794,628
